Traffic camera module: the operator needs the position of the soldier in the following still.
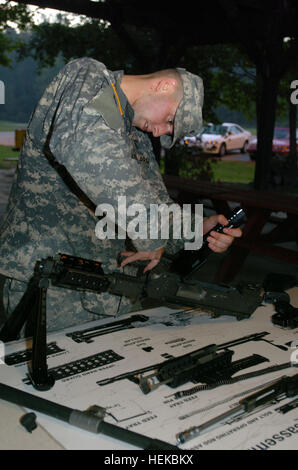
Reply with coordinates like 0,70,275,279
0,57,241,333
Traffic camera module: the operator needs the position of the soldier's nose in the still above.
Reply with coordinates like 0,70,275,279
152,125,165,137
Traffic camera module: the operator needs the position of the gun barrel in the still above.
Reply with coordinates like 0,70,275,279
176,404,244,444
0,383,177,450
176,373,298,445
0,382,72,422
217,331,269,350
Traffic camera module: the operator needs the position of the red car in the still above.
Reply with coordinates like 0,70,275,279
247,127,298,160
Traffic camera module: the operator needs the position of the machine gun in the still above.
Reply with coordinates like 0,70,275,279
0,251,262,390
39,251,262,318
0,207,261,391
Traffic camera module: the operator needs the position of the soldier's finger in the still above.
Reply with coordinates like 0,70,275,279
120,253,141,267
223,227,242,238
143,258,160,273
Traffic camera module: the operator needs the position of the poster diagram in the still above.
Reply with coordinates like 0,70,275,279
1,303,298,450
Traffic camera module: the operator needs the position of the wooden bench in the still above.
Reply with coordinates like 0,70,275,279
163,175,298,282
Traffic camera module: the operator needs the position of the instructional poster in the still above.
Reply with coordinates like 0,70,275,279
1,301,298,450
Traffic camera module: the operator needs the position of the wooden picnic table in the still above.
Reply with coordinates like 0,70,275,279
163,175,298,282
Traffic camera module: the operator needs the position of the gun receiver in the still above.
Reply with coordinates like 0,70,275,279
35,252,262,322
97,332,269,394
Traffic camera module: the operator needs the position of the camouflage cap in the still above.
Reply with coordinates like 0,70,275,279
160,68,204,149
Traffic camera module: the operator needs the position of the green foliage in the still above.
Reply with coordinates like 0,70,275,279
22,18,137,72
0,31,64,122
164,145,217,182
11,15,290,125
22,22,261,124
162,144,255,184
0,1,31,30
178,44,257,123
0,1,32,66
0,145,19,169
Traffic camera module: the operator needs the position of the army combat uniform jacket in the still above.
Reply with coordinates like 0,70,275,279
0,57,181,330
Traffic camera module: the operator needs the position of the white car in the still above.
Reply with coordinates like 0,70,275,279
180,134,199,147
197,123,252,156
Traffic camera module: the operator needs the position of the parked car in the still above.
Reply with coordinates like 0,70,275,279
247,127,298,161
181,134,199,147
183,123,252,156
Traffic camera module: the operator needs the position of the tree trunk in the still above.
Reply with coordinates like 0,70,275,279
254,64,280,189
283,95,298,186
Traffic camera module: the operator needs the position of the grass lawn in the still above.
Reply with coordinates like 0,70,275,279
0,144,256,183
0,120,27,132
0,120,255,182
211,160,255,184
0,145,19,169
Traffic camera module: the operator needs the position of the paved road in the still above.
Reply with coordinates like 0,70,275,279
0,132,14,146
219,150,252,162
195,149,252,162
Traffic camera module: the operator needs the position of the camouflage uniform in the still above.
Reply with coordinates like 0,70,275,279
0,57,204,332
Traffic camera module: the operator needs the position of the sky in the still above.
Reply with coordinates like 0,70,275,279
28,4,86,25
1,1,87,28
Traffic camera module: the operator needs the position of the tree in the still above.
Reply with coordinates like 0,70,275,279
0,1,32,65
218,0,298,189
22,17,137,72
6,0,298,188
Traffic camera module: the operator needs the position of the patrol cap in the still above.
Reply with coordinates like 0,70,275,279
160,68,204,149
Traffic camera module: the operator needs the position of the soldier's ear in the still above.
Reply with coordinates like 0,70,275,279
154,78,177,95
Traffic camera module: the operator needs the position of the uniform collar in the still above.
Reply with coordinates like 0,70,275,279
112,70,134,134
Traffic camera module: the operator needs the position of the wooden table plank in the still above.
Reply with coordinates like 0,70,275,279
163,175,298,282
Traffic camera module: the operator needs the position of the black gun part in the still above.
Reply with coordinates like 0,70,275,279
0,383,178,450
276,397,298,414
28,252,263,322
174,361,293,398
97,331,270,393
176,373,298,444
170,207,247,279
262,272,298,329
0,253,263,391
272,301,298,329
66,314,149,344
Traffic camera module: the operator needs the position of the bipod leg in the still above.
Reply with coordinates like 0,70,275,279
28,279,55,391
0,277,39,342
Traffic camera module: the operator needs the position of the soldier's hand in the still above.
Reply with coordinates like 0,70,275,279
120,247,165,273
203,214,242,253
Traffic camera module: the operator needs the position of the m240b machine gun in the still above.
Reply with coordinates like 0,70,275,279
1,207,261,391
39,251,262,320
36,208,257,317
